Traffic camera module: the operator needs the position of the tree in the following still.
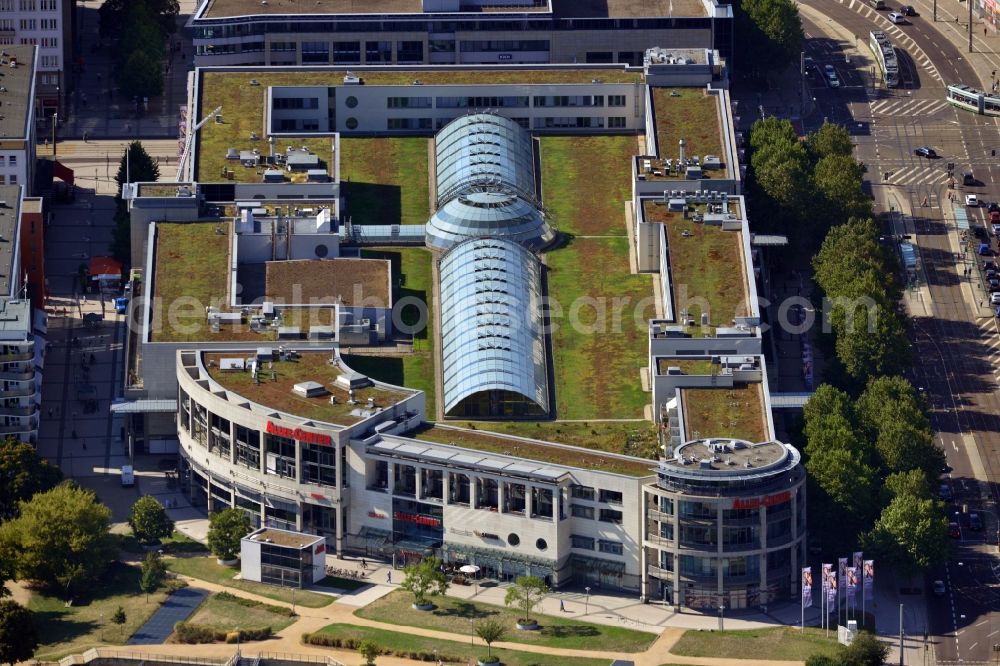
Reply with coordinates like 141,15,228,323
504,575,548,624
206,508,251,562
741,0,804,62
114,141,160,200
0,600,37,666
0,438,62,520
117,49,164,100
842,630,890,666
109,205,132,268
100,0,179,39
399,555,449,607
357,638,379,666
475,617,507,662
862,492,948,575
813,155,872,222
139,551,166,601
111,605,127,639
807,122,855,160
129,496,174,544
0,482,115,598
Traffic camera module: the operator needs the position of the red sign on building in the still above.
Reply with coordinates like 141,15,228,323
266,420,333,446
731,490,792,511
393,511,441,528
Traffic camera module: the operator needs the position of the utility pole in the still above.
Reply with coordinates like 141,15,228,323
934,0,937,21
51,112,57,158
899,603,905,666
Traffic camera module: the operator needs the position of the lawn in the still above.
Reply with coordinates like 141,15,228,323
539,136,637,236
670,627,841,661
651,87,723,162
343,246,437,416
681,383,767,442
356,590,656,653
447,420,660,460
164,556,334,608
117,530,209,555
186,592,296,633
28,561,174,660
545,236,655,420
309,624,614,666
645,201,750,328
151,222,230,342
340,138,430,226
413,424,656,477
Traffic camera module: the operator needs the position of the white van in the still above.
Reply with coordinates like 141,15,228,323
121,465,135,487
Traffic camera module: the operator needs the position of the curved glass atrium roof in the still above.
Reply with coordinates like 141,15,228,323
426,190,555,252
435,113,536,204
439,238,549,418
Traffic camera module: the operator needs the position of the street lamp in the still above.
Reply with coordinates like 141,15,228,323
51,112,58,159
584,586,591,616
719,599,725,631
470,617,475,645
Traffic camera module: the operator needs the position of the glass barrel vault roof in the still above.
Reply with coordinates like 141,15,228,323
439,237,549,416
435,113,536,205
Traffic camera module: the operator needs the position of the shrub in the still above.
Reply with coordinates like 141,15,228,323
174,622,271,644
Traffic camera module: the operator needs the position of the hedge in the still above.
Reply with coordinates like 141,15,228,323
301,632,462,662
174,622,272,644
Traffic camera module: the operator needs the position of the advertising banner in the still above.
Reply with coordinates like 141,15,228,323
802,566,813,608
863,559,875,602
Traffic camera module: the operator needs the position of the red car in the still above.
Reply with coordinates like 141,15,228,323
949,522,961,539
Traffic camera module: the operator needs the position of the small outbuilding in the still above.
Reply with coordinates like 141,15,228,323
240,527,326,588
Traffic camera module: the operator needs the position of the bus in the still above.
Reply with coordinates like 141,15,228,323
869,31,899,88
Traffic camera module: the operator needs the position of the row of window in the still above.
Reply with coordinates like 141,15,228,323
273,96,320,110
0,0,58,10
570,535,624,555
18,36,57,47
379,96,628,110
533,95,627,108
570,484,624,504
0,155,18,166
570,504,623,524
299,39,423,64
6,18,57,29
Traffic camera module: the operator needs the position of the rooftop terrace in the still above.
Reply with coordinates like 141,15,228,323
265,258,391,306
553,0,707,18
0,46,35,142
679,382,767,443
650,87,722,164
643,199,749,329
246,527,322,548
204,351,413,426
412,424,656,477
655,357,717,376
663,438,788,472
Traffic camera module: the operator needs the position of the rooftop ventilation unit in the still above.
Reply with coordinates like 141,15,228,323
250,79,260,86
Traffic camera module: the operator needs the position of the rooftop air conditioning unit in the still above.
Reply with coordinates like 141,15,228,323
250,79,260,86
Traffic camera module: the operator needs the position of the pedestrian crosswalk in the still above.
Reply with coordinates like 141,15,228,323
884,165,952,187
869,98,951,117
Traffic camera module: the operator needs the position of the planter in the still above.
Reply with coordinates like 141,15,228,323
217,557,238,566
515,620,539,631
477,659,501,666
412,603,436,611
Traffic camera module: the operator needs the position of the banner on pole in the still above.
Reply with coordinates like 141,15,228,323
863,559,874,602
853,551,863,571
838,557,848,595
823,563,837,606
847,567,859,609
802,567,813,608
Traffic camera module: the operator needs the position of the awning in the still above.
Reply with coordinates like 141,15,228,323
110,399,178,414
89,256,123,281
52,160,73,185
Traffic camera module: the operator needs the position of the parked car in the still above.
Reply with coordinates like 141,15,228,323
899,4,917,15
989,201,1000,213
969,512,983,530
975,225,988,239
991,279,1000,291
869,0,887,7
966,193,980,207
949,522,962,539
985,260,998,270
992,222,1000,236
939,484,953,500
888,11,907,23
824,64,841,88
933,580,946,596
979,242,993,256
914,146,937,158
991,293,1000,305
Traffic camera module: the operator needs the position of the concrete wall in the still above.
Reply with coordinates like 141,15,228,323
240,538,262,581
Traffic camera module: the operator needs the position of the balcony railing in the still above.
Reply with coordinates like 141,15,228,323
647,564,674,579
645,534,674,547
648,508,674,522
0,405,38,417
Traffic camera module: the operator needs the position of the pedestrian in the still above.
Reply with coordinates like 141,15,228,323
387,571,392,584
559,598,565,612
361,558,367,569
47,408,53,418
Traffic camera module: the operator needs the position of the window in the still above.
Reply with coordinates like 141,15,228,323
265,433,296,479
40,37,57,48
18,0,36,10
657,497,674,515
40,18,56,29
570,485,594,501
570,535,595,550
301,443,337,487
507,533,520,546
301,41,329,64
40,0,56,9
345,96,358,109
365,40,391,63
387,96,432,109
659,523,674,540
599,509,622,524
39,55,58,68
273,97,318,110
396,40,423,63
608,117,626,128
19,18,34,29
387,117,432,130
608,95,627,107
459,39,549,52
332,41,360,64
570,504,593,519
535,538,547,551
0,20,11,29
599,489,623,504
234,425,260,470
585,51,613,63
0,156,7,167
599,540,623,555
9,156,16,167
345,117,358,130
270,41,296,52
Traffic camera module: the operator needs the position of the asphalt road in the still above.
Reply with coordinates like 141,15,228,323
799,0,1000,662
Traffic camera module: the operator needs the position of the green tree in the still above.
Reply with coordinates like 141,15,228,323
0,437,62,520
0,483,115,598
399,555,449,607
0,600,37,666
100,0,179,38
206,508,251,561
807,122,855,159
129,496,174,544
357,638,379,666
741,0,804,62
114,141,160,200
813,154,872,222
139,551,166,601
111,605,127,639
884,469,932,501
863,492,948,575
504,575,548,624
475,617,507,662
117,49,164,100
842,630,890,666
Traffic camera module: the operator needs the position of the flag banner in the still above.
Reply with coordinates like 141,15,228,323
802,567,813,608
824,563,837,606
847,567,859,608
863,559,874,602
839,557,848,595
853,551,863,571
